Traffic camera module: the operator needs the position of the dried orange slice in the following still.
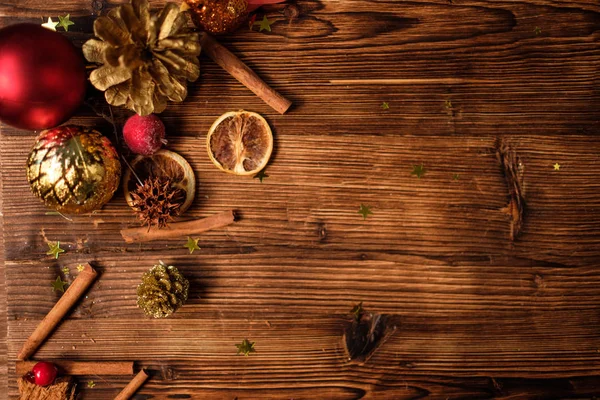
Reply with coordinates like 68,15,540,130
207,110,273,175
123,149,195,213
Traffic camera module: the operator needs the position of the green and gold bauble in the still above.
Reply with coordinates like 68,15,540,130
26,125,122,214
83,0,201,116
137,261,189,318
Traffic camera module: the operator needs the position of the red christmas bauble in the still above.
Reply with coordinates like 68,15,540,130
0,24,86,130
31,362,58,387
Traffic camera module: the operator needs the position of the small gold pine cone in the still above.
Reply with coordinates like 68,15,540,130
137,262,189,318
83,0,201,115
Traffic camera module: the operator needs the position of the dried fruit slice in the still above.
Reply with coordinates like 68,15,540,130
207,110,273,175
123,149,195,213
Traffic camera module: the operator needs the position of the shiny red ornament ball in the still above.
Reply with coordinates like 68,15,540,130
0,24,86,130
31,361,58,386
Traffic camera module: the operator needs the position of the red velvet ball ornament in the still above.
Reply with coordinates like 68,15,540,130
0,24,86,130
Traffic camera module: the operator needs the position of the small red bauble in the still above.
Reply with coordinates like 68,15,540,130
123,114,167,156
0,24,86,130
31,361,58,386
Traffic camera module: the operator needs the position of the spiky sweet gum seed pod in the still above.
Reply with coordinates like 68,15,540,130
137,262,189,318
130,176,185,229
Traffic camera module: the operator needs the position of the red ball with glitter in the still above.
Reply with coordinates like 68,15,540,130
0,24,86,130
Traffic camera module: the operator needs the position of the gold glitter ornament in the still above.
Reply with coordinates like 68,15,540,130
137,261,189,318
26,125,122,214
185,0,249,34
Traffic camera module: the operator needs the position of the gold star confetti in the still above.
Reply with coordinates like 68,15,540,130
236,339,256,356
553,163,561,171
46,241,65,259
411,164,427,178
76,264,85,272
41,17,58,31
358,204,373,220
254,170,269,183
452,173,460,180
381,102,390,110
61,266,70,275
534,26,542,35
51,276,68,293
257,16,272,32
184,237,201,254
87,380,96,388
57,14,75,31
350,302,363,321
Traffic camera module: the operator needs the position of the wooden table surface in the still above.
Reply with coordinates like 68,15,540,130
1,0,600,398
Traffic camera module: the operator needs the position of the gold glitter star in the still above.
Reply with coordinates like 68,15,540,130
47,241,65,259
236,339,256,356
553,163,561,171
87,380,96,388
57,14,75,32
350,302,363,321
61,266,70,275
41,17,58,31
411,164,427,179
76,264,85,272
257,16,272,32
358,204,373,220
184,237,201,254
381,102,390,110
254,170,269,183
51,276,68,293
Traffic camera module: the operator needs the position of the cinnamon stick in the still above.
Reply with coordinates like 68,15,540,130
16,361,134,376
17,264,97,360
114,369,149,400
121,210,236,243
200,32,292,114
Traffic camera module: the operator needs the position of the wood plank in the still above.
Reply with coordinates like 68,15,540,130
6,315,600,398
0,0,596,137
4,251,600,318
0,123,7,400
2,134,599,266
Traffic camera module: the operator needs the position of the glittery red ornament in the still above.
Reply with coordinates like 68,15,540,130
0,24,86,130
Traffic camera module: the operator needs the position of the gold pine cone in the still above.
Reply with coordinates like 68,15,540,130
137,261,189,318
83,0,201,116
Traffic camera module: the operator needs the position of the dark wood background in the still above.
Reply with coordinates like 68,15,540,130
1,0,600,398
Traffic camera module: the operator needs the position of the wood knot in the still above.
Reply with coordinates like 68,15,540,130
496,138,526,241
534,273,545,289
159,366,178,381
283,4,301,20
131,395,153,400
317,223,327,241
342,308,396,364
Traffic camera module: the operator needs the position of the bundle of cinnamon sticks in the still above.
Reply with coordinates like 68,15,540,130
16,264,148,399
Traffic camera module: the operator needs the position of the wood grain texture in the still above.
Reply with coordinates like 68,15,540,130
1,0,600,398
